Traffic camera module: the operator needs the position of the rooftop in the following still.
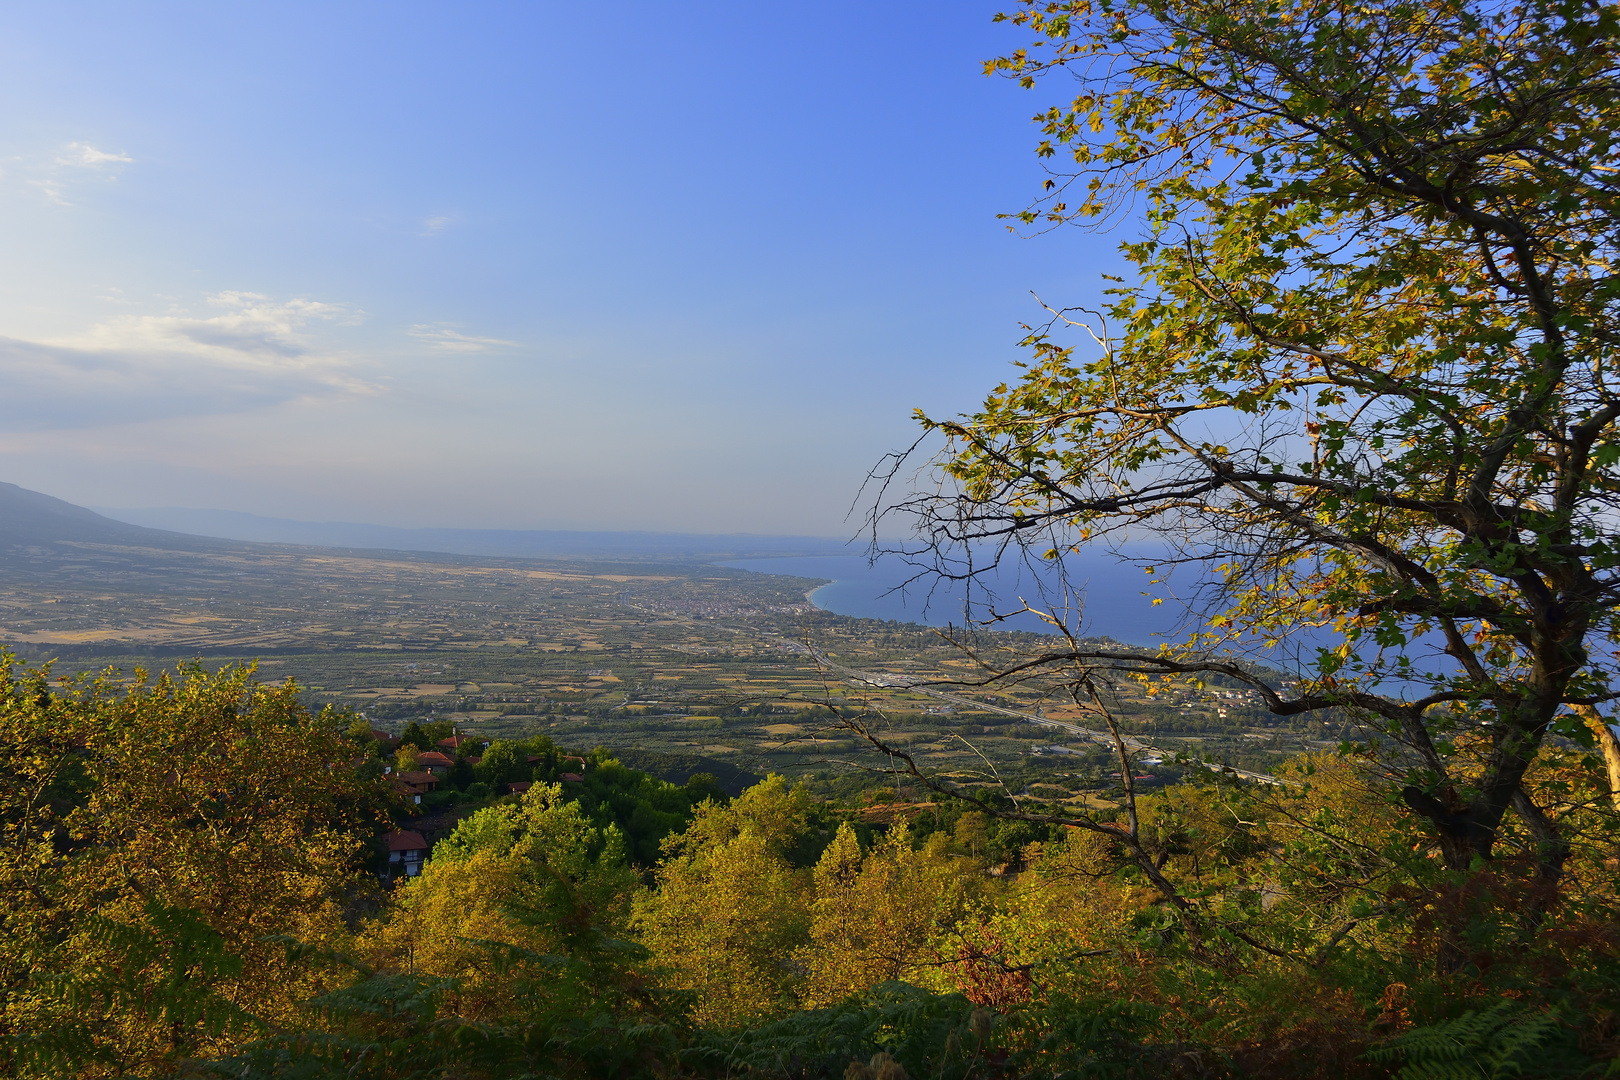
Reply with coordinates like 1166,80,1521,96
384,830,429,852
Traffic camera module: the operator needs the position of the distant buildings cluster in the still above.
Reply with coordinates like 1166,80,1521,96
375,729,589,883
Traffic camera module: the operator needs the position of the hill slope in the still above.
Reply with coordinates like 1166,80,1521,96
0,482,228,551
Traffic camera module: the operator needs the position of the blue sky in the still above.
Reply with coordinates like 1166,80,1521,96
0,2,1124,534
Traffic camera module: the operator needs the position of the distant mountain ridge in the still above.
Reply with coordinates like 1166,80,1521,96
94,505,855,561
0,482,230,552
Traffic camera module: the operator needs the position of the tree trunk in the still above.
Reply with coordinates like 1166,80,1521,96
1571,704,1620,813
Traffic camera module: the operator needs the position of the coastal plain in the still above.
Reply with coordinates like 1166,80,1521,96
1,491,1338,800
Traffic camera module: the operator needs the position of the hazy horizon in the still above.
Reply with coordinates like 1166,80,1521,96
92,500,864,560
95,503,858,544
0,2,1123,534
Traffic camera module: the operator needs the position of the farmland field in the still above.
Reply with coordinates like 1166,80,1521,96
1,523,1337,799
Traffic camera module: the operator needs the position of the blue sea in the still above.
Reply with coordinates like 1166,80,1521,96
721,550,1196,646
723,550,1468,686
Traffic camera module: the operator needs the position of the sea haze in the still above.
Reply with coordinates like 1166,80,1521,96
95,506,850,561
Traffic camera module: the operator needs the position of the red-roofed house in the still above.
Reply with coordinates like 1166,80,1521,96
383,830,430,880
394,770,439,804
417,751,455,776
506,780,533,795
559,773,584,783
438,735,484,752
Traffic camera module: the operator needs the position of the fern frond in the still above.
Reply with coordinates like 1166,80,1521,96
1369,1000,1574,1080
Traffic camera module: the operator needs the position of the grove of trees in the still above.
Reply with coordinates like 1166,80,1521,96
2,644,1616,1076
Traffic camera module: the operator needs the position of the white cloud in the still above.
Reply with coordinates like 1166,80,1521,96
58,142,133,168
64,291,363,366
420,214,454,236
11,141,135,206
0,292,378,430
30,178,68,205
406,323,518,352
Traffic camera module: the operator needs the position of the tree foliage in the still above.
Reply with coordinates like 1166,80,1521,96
1,660,1612,1077
632,775,816,1027
801,822,988,1007
0,654,393,1078
875,0,1620,890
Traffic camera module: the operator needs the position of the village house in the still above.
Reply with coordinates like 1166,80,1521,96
394,769,438,804
382,830,430,881
416,750,455,776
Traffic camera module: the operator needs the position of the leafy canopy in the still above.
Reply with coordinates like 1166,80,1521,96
882,0,1620,878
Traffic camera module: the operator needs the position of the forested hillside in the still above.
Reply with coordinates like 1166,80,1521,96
2,654,1615,1078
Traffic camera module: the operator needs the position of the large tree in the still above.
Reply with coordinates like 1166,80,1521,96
878,0,1620,884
